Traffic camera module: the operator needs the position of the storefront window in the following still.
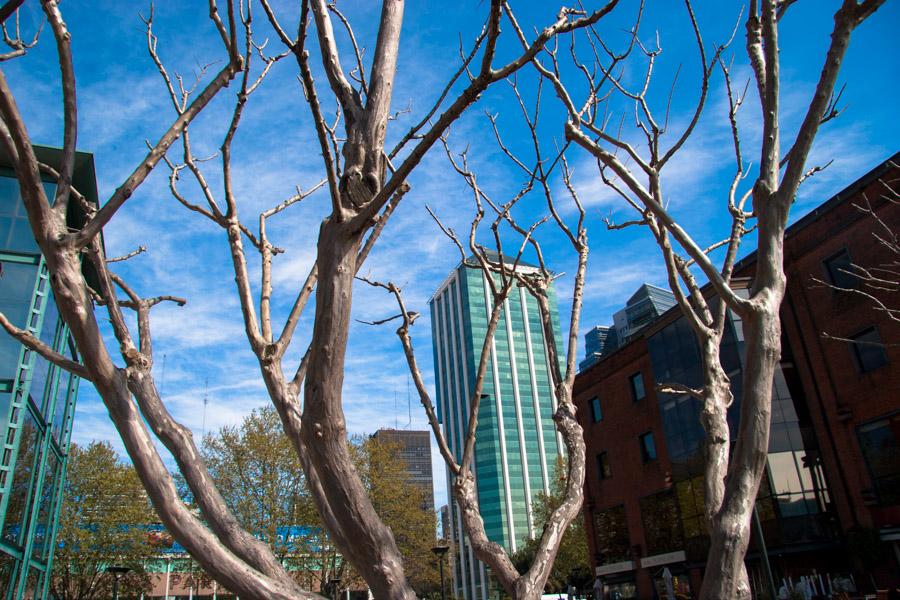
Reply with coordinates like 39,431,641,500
675,476,706,540
652,569,693,600
605,580,637,600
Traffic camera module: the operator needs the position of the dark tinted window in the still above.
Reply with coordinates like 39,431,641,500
823,249,857,289
858,415,900,505
597,452,611,479
593,505,630,563
630,372,646,401
640,432,657,463
640,491,682,554
590,397,602,423
851,327,888,373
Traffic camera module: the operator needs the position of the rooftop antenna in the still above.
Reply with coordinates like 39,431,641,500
160,353,167,397
406,374,412,429
202,378,209,437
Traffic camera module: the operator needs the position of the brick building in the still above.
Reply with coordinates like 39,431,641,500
575,153,900,599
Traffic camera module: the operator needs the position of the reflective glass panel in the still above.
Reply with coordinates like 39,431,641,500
0,262,38,381
3,409,41,547
858,415,900,505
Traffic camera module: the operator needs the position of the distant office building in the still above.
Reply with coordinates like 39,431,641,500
580,284,675,371
439,504,451,541
613,284,676,343
0,147,96,598
575,154,900,597
430,253,564,600
372,429,435,511
579,325,619,371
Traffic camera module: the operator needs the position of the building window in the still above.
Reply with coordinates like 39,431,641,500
823,248,858,289
857,415,900,505
639,432,657,463
597,452,611,480
629,372,646,401
850,327,888,373
593,505,631,564
590,397,602,423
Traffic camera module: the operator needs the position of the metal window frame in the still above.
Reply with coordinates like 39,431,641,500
0,254,79,598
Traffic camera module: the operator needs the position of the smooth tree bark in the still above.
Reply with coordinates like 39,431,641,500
0,1,619,598
532,0,886,597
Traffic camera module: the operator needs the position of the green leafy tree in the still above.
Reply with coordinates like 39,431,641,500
356,436,440,595
201,408,439,596
50,442,156,600
201,406,317,557
512,458,590,594
199,407,327,591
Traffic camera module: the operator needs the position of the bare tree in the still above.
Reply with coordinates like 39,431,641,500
0,1,618,598
361,72,591,596
526,0,887,597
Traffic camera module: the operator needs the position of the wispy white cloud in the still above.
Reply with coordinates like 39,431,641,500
22,0,898,521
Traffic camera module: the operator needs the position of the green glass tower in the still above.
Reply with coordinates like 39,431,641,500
430,255,564,600
0,147,96,599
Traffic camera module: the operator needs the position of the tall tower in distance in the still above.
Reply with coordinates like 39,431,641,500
430,253,564,600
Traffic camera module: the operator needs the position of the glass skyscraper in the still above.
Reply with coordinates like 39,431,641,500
0,147,95,598
430,255,564,600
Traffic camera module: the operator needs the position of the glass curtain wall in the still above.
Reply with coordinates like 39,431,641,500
0,171,81,599
648,300,835,563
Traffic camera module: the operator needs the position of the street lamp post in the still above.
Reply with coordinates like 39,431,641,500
328,577,342,600
431,545,450,600
106,566,131,600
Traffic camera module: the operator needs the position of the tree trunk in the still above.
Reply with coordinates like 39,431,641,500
301,217,416,599
698,339,733,523
700,304,781,600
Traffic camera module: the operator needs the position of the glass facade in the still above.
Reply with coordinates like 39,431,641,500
647,300,836,565
430,258,564,600
0,169,82,599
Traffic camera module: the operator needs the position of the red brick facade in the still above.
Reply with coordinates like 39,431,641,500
575,153,900,598
576,337,676,596
778,157,900,584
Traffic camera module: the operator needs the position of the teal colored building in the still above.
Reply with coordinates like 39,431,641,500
0,147,95,598
430,255,564,600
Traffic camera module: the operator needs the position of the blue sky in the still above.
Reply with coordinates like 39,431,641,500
5,0,898,512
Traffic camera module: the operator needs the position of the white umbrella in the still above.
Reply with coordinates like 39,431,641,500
662,567,675,599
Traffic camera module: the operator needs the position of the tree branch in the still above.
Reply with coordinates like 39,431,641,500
0,311,91,380
70,58,241,248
